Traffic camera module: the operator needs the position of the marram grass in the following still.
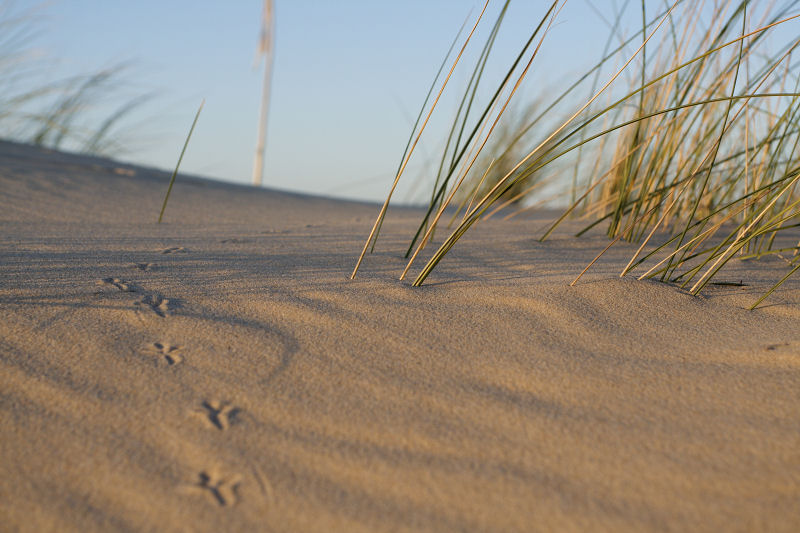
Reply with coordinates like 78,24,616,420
158,99,204,224
354,0,800,309
0,4,152,157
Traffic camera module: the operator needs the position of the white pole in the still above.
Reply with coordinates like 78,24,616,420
252,0,274,186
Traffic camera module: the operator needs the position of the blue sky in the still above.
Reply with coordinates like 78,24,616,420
19,1,800,202
25,1,604,202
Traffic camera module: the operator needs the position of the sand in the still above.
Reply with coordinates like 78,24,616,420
1,139,798,532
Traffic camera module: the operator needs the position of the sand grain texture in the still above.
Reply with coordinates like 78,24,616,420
1,140,798,532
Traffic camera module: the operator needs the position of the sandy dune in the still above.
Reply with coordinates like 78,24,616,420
1,140,798,532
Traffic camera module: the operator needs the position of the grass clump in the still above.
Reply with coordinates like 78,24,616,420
0,2,152,157
354,0,800,309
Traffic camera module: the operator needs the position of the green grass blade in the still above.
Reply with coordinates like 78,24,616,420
158,99,204,224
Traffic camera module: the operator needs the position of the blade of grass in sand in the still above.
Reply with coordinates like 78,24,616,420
750,261,800,309
350,0,491,279
368,7,474,254
660,5,747,279
399,1,563,281
428,1,508,211
404,0,560,259
158,99,204,224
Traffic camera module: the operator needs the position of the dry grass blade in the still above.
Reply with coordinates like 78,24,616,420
399,1,562,281
350,0,491,280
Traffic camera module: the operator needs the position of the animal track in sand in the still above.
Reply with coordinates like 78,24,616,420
160,246,186,254
147,342,183,365
193,400,240,430
97,277,137,292
99,277,177,319
131,262,152,271
765,342,799,354
137,293,172,317
190,469,241,507
766,343,790,351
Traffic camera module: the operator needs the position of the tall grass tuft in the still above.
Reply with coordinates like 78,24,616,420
356,0,800,309
0,2,152,157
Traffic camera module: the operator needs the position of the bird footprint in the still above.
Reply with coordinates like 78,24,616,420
193,400,240,430
98,277,137,292
147,342,183,365
187,469,241,507
138,293,172,317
